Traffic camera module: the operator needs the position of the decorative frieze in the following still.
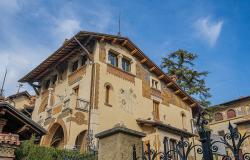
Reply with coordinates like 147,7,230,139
57,108,71,120
150,87,162,98
66,112,87,125
161,90,170,106
107,64,135,83
68,66,86,85
52,104,62,115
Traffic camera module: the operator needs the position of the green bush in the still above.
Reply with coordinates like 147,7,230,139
15,137,97,160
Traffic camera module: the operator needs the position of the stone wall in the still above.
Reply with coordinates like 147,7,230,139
96,126,145,160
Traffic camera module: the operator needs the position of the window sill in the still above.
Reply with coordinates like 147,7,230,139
105,103,112,107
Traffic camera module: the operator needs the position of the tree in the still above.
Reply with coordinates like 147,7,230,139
161,49,211,107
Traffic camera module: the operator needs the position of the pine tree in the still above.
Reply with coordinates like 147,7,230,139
161,49,211,107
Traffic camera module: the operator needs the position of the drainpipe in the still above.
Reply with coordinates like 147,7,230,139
87,60,96,151
190,118,197,160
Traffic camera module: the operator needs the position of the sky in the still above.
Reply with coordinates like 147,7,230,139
0,0,250,105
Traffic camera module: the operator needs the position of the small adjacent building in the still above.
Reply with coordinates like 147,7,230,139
0,102,46,160
19,31,201,158
6,91,35,118
209,96,250,155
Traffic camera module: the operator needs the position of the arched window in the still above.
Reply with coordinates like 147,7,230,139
105,85,110,104
75,131,87,152
104,82,113,106
227,109,236,119
214,112,223,121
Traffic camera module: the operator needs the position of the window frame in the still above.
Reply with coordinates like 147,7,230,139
108,51,118,67
121,57,131,72
151,78,160,90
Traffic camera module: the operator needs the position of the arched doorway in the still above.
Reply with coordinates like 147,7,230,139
75,130,88,152
50,125,64,148
42,121,67,149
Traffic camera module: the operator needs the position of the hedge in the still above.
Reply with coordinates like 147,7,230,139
15,137,97,160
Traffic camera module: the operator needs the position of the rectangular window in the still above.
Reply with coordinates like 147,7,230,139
51,75,57,85
122,58,131,72
72,60,78,72
152,79,159,90
81,55,88,66
108,52,118,67
44,80,50,89
153,101,160,120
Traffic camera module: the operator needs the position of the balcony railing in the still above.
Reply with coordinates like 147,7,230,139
63,99,70,109
76,98,89,112
68,66,86,85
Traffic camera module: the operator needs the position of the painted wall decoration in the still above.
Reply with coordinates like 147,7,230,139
118,88,137,114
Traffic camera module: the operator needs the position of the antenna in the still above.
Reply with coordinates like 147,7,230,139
0,68,7,97
17,83,23,93
117,12,121,36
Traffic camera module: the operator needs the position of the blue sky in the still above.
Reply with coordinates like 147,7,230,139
0,0,250,105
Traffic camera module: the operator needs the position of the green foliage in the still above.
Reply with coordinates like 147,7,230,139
161,49,211,107
15,137,97,160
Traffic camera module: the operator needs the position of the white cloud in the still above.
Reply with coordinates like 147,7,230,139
194,17,223,47
0,1,115,96
53,19,81,40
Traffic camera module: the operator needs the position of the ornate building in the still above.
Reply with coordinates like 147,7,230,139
19,31,200,157
209,96,250,155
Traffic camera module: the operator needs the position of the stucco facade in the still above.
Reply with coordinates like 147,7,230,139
19,31,200,158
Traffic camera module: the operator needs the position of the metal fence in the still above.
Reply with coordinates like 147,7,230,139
132,112,250,160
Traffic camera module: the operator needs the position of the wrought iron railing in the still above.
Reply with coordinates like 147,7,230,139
76,98,89,112
132,112,250,160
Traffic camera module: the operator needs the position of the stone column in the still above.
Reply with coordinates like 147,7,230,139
46,88,53,118
95,124,145,160
117,54,123,69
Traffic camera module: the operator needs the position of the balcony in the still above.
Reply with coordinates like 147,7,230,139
150,87,162,98
68,65,86,85
76,98,89,112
